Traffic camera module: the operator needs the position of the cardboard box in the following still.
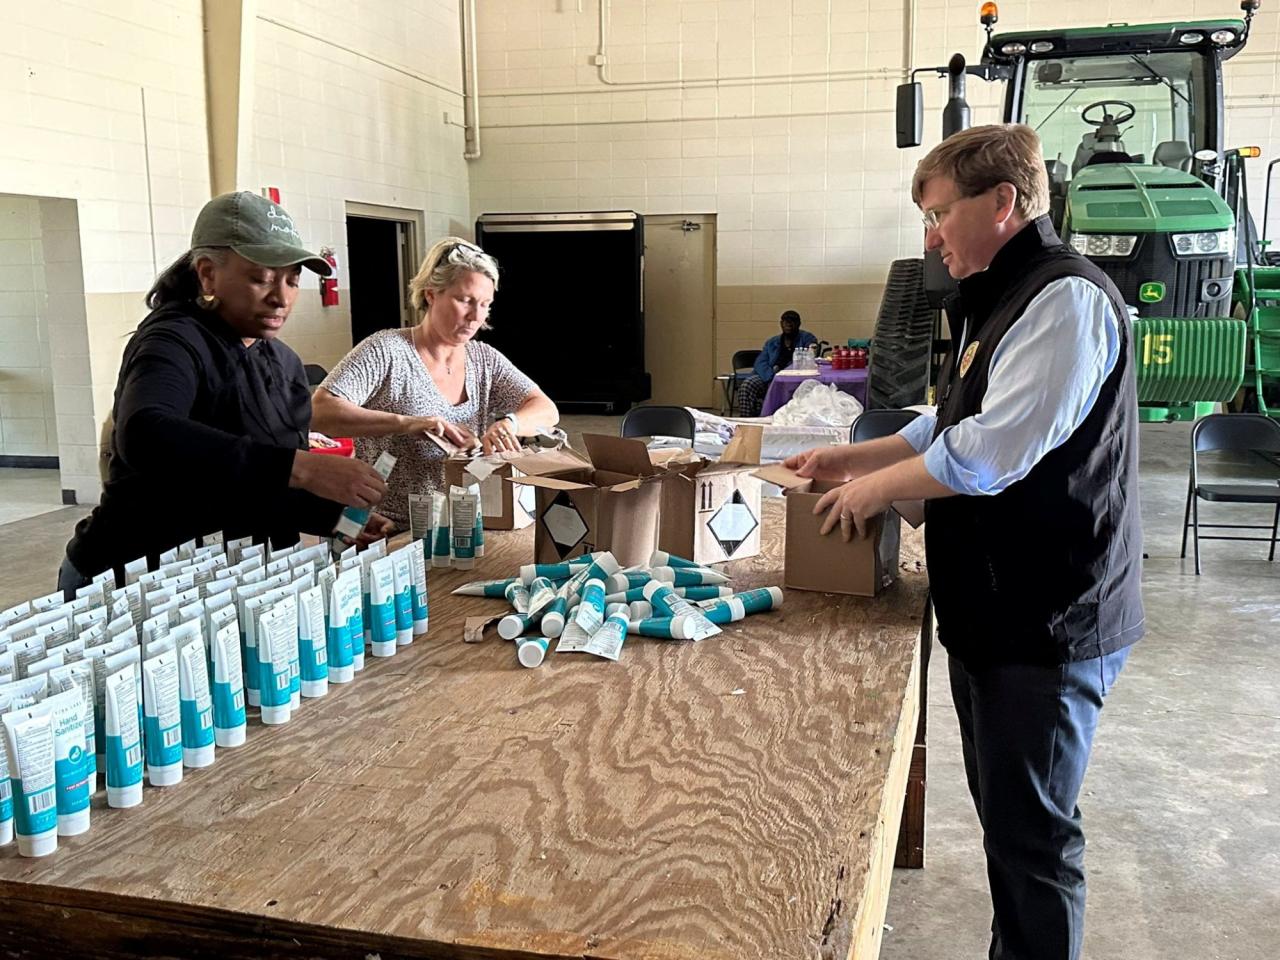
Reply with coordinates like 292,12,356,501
439,440,580,531
753,465,924,597
655,425,766,566
511,434,667,567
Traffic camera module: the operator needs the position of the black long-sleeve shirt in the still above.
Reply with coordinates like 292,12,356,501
66,301,341,577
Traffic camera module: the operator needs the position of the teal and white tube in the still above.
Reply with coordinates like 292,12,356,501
28,689,91,837
256,605,293,725
177,637,215,769
696,587,785,624
409,541,429,636
142,649,183,786
604,571,653,594
327,570,358,684
472,486,485,559
581,552,621,587
584,603,629,661
431,491,451,568
498,611,536,641
573,578,608,634
626,616,689,640
0,712,10,845
448,486,479,569
368,557,397,658
676,585,735,602
603,585,652,605
639,582,722,640
518,554,597,585
210,621,246,748
504,580,531,614
47,661,96,793
628,600,654,622
526,577,557,617
648,551,709,570
539,596,567,639
651,565,731,586
516,636,548,668
104,663,144,808
334,451,396,540
1,708,58,856
391,547,414,646
452,577,516,598
297,586,328,698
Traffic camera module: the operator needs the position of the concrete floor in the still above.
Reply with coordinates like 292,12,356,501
0,467,64,525
0,417,1276,959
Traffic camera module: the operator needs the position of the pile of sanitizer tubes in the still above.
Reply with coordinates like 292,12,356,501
453,550,784,668
0,532,426,859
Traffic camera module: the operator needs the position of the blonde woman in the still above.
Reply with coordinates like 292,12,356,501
311,237,558,533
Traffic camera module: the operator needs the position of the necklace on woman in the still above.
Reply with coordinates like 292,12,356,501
414,326,458,375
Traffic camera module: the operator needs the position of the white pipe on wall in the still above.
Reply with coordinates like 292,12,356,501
461,0,481,160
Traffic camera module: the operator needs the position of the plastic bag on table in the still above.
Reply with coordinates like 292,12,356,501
771,379,863,427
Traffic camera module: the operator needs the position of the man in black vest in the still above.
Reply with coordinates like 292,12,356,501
784,123,1143,960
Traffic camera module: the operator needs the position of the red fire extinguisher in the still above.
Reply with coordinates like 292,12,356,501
319,246,340,307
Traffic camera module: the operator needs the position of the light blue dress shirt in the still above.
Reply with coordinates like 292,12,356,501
896,276,1122,496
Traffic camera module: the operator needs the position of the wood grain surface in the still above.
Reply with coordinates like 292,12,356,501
0,499,928,960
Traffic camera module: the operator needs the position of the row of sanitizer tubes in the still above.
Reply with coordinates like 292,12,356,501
0,509,428,859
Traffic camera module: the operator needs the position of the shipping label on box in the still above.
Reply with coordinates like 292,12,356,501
512,435,664,567
658,425,765,565
443,447,578,531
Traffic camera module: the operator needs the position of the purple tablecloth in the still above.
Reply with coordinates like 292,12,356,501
760,366,868,417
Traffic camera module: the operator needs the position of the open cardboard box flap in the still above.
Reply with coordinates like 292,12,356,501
582,433,660,477
753,463,925,528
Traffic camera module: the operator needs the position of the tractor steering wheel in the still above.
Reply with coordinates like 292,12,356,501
1082,100,1136,126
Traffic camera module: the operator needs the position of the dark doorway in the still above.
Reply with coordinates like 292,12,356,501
346,215,407,347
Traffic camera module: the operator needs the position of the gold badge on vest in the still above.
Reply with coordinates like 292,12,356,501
959,341,980,378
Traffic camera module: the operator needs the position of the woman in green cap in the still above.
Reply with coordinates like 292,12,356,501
57,191,388,595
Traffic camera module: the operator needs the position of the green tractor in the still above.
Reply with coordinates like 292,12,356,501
896,1,1279,422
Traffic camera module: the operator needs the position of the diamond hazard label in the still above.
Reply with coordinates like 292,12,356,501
707,490,758,557
541,492,588,559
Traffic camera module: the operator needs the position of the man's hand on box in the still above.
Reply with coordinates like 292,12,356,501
784,444,855,482
814,474,890,542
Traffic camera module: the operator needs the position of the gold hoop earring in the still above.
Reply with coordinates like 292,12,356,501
197,293,219,310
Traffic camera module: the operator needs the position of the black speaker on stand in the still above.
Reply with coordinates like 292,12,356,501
475,211,650,413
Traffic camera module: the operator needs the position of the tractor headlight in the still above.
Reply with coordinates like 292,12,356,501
1210,29,1236,45
1171,228,1234,257
1069,233,1137,257
1000,42,1027,55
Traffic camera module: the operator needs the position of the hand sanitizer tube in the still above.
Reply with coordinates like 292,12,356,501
650,565,731,586
297,587,328,698
471,484,485,559
1,709,58,856
177,638,215,769
648,551,709,570
104,663,144,808
390,548,414,646
210,621,246,747
582,552,621,587
696,587,785,624
26,689,91,837
604,571,653,594
409,541,429,637
573,578,608,634
47,661,96,792
516,636,549,668
326,570,357,684
257,606,293,725
141,649,183,786
585,603,630,661
504,581,531,614
526,577,557,617
333,451,396,540
498,612,536,641
368,557,398,657
452,577,515,598
431,491,451,568
539,596,567,639
448,486,478,569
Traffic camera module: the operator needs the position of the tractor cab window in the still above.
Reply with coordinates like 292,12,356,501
1021,51,1209,186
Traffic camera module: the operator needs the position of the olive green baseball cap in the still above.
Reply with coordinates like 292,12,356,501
191,191,331,276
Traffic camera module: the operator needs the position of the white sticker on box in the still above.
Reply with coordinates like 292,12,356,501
465,459,505,518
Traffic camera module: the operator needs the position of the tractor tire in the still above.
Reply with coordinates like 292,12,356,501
868,258,935,410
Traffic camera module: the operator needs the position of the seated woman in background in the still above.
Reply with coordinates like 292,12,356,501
311,237,558,533
734,310,819,417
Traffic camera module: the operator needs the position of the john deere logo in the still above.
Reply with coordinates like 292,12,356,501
1139,281,1166,304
